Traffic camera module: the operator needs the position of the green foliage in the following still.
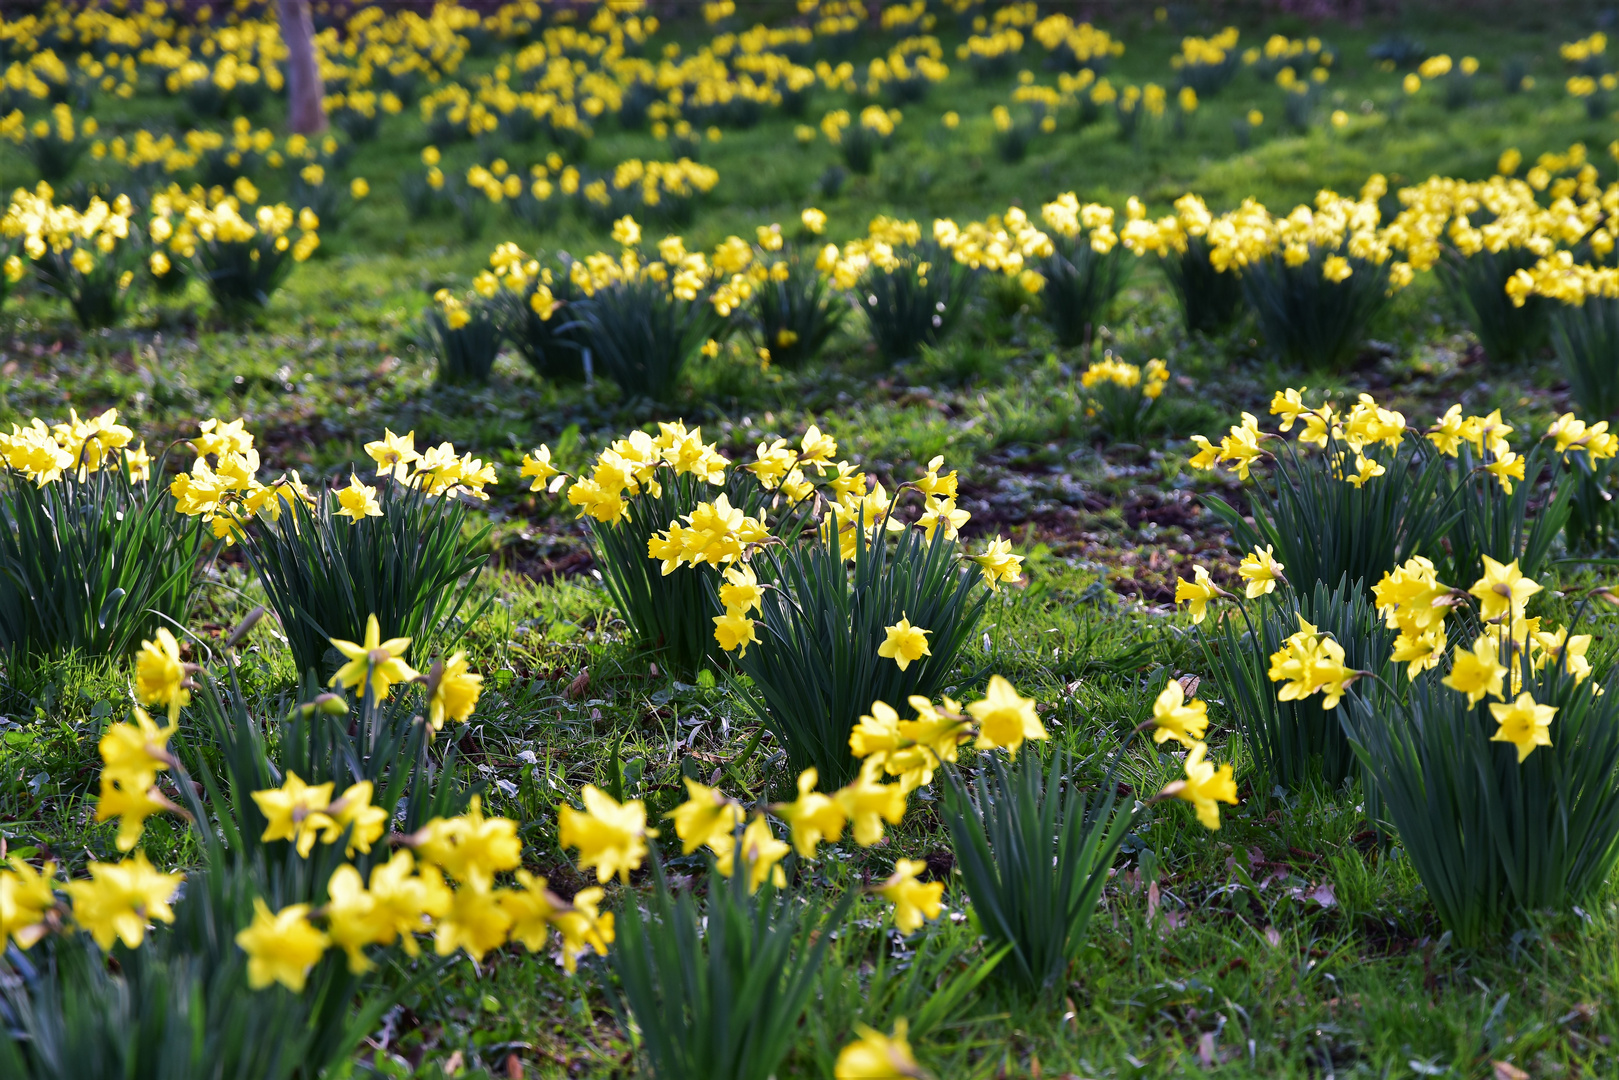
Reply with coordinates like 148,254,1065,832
498,273,587,383
589,471,752,677
20,131,89,185
611,854,855,1080
186,648,474,876
1241,248,1391,370
30,245,137,329
1159,238,1243,335
750,252,846,368
733,519,988,786
838,123,883,175
1342,650,1619,947
195,232,301,320
1201,578,1387,793
1438,440,1574,584
798,923,1005,1073
0,873,398,1080
1437,246,1549,365
1037,235,1132,350
0,459,201,684
861,241,977,365
238,479,489,682
578,276,725,404
940,748,1135,992
1204,432,1457,597
427,300,503,386
1551,296,1619,419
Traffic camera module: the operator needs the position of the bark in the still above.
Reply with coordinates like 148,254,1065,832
279,0,327,134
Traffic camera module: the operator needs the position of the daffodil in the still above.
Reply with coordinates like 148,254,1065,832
551,886,614,973
1443,634,1508,708
772,768,846,858
1151,680,1210,748
235,898,331,991
876,859,943,933
972,536,1024,591
334,473,382,521
0,857,57,949
1166,742,1238,831
1236,545,1285,598
834,1019,928,1079
1175,564,1223,624
1489,692,1557,763
329,614,418,701
323,864,385,973
558,785,655,884
664,778,743,855
363,429,418,482
968,675,1047,758
711,813,791,893
434,879,512,961
426,651,483,732
413,796,522,889
1468,556,1541,625
63,852,183,951
134,628,191,721
712,609,758,656
321,780,388,856
252,772,336,858
834,759,908,847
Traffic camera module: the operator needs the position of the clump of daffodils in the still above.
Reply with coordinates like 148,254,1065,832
0,406,148,486
169,419,495,544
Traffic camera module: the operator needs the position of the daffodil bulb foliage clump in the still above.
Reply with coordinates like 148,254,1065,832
1192,388,1603,596
644,433,1025,784
171,179,319,318
479,240,590,383
560,216,754,402
1338,556,1619,946
525,419,769,676
425,282,502,386
1207,176,1409,370
939,672,1236,991
1079,354,1169,443
0,619,622,1075
2,182,137,329
0,407,201,678
169,419,492,679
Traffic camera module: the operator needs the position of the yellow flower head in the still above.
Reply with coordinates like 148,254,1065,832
334,473,382,521
968,675,1047,758
664,777,744,855
235,898,330,992
834,1019,927,1079
1489,691,1557,763
1168,741,1238,831
878,617,932,672
876,858,944,934
427,651,483,732
63,851,183,951
1237,545,1285,598
772,768,846,859
1443,634,1508,708
558,785,655,884
1151,680,1210,748
329,614,418,701
1175,564,1223,624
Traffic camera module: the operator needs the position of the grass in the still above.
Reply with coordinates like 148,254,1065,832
5,1,1619,1076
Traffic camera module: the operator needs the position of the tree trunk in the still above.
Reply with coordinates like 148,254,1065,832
279,0,326,134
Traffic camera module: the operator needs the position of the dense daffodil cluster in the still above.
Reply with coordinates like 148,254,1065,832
168,420,494,544
1188,388,1607,498
0,405,147,486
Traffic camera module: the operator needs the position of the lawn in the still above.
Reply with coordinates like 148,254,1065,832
1,2,1619,1078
